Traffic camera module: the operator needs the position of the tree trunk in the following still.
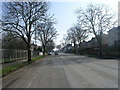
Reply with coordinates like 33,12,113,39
73,41,77,54
27,43,32,62
43,51,45,55
98,40,102,57
78,43,81,55
42,45,46,55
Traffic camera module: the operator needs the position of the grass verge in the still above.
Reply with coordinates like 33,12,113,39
1,55,46,77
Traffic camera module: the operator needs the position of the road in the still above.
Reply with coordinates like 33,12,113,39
2,53,118,88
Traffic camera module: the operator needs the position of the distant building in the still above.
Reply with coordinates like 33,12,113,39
88,37,98,48
101,33,109,47
31,43,38,51
61,44,73,53
80,40,87,49
108,27,120,46
81,33,108,49
31,43,41,56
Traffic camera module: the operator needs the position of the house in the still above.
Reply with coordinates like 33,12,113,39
81,40,88,49
85,34,108,48
88,37,98,48
108,27,120,47
31,43,38,51
31,43,40,56
101,33,109,47
81,37,98,49
81,33,109,50
61,44,73,53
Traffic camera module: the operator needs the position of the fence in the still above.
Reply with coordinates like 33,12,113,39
0,49,40,63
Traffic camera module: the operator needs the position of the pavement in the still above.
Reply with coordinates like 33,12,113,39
2,53,118,88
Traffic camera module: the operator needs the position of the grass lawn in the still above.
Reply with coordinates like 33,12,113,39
1,55,46,77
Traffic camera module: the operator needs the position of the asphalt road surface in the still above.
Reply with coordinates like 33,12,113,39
2,53,118,88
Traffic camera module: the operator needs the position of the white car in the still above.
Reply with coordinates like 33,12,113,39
48,52,52,55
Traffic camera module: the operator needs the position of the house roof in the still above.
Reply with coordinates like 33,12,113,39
108,27,118,33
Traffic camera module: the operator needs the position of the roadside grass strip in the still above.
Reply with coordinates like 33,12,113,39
32,55,46,62
2,55,46,77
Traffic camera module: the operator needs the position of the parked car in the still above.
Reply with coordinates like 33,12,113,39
47,52,52,55
54,51,58,55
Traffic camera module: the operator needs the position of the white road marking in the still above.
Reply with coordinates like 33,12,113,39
88,68,91,70
26,82,32,88
77,60,82,62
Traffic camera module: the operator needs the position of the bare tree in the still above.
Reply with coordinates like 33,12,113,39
2,2,49,62
76,4,116,57
67,24,88,54
46,40,55,52
36,15,58,55
67,27,77,54
60,34,68,48
74,25,88,52
56,45,61,50
2,32,27,50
